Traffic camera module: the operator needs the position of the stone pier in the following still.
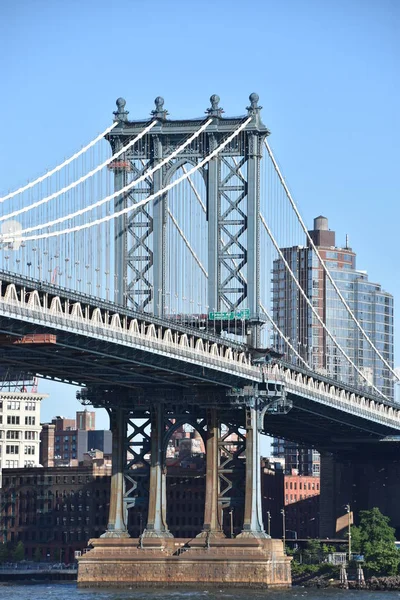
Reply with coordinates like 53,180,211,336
78,536,291,588
78,401,292,588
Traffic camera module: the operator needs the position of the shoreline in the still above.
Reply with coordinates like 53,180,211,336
293,574,400,591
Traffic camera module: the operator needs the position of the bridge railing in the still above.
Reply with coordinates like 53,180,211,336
0,294,260,382
264,364,400,428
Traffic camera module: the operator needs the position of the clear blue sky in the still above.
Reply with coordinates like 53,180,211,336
0,0,399,429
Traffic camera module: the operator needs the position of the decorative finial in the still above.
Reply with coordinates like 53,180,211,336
151,96,168,120
246,93,262,116
113,97,129,122
206,94,224,118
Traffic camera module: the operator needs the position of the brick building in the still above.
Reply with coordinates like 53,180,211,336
0,452,111,563
40,410,112,466
284,471,320,539
261,459,320,540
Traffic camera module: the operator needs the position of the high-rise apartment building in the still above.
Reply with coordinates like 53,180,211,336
272,216,394,473
272,215,394,396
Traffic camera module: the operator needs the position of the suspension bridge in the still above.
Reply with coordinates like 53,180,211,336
0,94,398,587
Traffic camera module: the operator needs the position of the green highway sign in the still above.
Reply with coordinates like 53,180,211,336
235,309,250,319
209,308,250,321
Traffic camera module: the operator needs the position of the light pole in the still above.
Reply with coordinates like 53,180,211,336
266,511,271,537
281,508,286,552
345,504,351,562
229,509,234,538
139,512,143,536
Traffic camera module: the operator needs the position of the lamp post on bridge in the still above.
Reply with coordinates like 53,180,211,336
266,510,271,537
281,508,286,553
229,508,234,538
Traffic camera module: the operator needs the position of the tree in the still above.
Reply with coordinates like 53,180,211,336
0,543,8,563
303,539,321,564
34,547,42,562
12,541,24,562
351,507,399,576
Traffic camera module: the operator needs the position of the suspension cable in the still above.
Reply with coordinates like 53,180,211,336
264,139,399,384
259,302,310,369
6,118,252,243
260,212,388,400
2,120,214,239
0,122,118,202
0,121,157,223
168,208,208,277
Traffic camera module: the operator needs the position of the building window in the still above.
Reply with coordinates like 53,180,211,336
7,401,20,410
7,416,20,425
6,445,19,454
24,445,35,455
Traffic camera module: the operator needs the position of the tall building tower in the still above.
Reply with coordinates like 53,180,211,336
271,216,394,473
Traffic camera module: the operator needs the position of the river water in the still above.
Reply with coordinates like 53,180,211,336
1,585,400,600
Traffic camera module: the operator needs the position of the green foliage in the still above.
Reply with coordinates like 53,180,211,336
0,543,8,563
364,541,400,576
291,562,320,576
351,507,400,576
12,541,24,562
350,523,362,553
303,539,322,564
321,543,336,557
33,547,41,562
291,562,339,579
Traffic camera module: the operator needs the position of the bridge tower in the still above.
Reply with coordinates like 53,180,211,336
77,96,291,588
107,94,269,346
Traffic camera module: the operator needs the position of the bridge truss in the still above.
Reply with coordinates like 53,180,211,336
0,95,399,559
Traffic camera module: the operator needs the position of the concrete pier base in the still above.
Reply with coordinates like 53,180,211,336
78,537,292,588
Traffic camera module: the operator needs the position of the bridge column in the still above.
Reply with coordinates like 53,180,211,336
101,407,129,538
151,131,166,317
207,132,219,313
246,128,262,348
198,408,224,538
142,403,172,537
238,404,268,538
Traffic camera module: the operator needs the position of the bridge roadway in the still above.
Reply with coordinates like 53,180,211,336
0,270,399,452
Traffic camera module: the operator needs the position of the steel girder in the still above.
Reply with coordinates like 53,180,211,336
107,97,270,337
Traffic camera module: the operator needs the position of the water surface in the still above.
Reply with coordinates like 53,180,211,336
2,585,400,600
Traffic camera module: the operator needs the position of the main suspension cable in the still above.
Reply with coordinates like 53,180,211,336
2,120,214,239
0,121,157,223
260,212,388,400
7,118,252,243
259,302,310,369
264,139,399,384
0,122,118,202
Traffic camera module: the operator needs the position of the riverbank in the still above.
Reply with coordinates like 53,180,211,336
0,568,77,583
293,571,400,591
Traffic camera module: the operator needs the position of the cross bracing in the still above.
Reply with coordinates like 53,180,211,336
0,93,397,405
0,271,399,441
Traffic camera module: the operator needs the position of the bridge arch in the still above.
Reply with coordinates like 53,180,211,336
163,419,206,539
4,284,19,304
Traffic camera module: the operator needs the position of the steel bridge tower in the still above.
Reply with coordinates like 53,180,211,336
107,94,269,346
78,95,291,588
